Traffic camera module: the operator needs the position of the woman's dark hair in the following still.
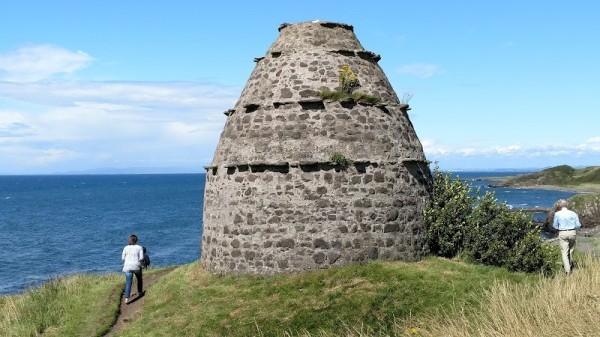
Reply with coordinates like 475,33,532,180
128,234,138,245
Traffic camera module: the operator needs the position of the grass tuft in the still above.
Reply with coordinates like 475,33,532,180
320,89,381,105
0,273,122,337
419,254,600,336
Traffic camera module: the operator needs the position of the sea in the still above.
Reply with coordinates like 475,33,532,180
0,174,204,295
0,171,578,295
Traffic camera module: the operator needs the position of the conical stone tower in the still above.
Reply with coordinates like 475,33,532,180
202,21,432,274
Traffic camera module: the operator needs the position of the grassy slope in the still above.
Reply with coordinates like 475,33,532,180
0,273,122,337
504,165,600,192
12,254,600,337
421,254,600,337
570,193,600,209
117,258,532,337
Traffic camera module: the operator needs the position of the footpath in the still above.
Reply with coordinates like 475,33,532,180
104,267,176,337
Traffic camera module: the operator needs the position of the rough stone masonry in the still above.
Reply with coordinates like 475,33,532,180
201,21,433,274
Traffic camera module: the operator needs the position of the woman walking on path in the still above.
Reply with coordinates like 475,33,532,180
121,234,145,304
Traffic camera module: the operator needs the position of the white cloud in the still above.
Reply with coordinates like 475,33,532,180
421,139,450,155
576,137,600,152
397,63,441,78
492,144,522,155
0,111,34,138
422,139,600,170
0,78,240,173
32,148,79,165
424,141,600,160
458,148,476,156
0,80,236,113
0,44,94,82
0,44,244,173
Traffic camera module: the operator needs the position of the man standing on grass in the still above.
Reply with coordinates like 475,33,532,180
552,199,583,274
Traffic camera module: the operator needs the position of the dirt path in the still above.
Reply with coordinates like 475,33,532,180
104,267,177,337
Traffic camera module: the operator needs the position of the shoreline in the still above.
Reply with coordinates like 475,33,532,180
508,184,599,194
479,176,600,194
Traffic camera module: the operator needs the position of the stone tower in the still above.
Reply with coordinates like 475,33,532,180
201,21,432,274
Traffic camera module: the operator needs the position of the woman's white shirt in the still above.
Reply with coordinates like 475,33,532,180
122,244,144,272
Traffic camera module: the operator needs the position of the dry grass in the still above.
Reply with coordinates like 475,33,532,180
419,254,600,337
0,273,121,337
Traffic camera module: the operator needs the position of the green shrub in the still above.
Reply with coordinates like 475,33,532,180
424,168,558,274
330,151,351,167
319,65,382,105
464,193,545,270
508,231,560,275
464,193,521,266
424,168,474,258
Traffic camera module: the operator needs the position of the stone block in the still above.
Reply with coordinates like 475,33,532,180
276,238,295,249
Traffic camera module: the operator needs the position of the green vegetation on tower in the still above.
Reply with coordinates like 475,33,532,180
319,65,382,105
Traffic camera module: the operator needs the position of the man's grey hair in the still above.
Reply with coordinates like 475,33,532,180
557,199,569,209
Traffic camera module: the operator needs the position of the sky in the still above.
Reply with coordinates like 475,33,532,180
1,1,599,174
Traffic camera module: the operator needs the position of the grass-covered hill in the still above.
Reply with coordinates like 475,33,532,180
500,165,600,226
6,254,600,336
0,258,536,337
503,165,600,191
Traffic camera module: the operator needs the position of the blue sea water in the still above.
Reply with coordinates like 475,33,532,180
0,171,578,295
0,174,204,295
453,171,577,211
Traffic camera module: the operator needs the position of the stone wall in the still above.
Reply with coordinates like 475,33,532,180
202,160,431,273
201,21,433,274
213,100,424,167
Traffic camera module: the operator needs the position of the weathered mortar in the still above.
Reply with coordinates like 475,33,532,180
202,21,433,274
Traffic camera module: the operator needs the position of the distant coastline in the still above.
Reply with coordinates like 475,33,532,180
483,165,600,194
487,179,598,194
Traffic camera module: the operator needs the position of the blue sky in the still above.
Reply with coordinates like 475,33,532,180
1,1,599,174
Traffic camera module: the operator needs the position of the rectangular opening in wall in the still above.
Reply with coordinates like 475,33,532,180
355,162,369,174
332,50,355,57
299,163,320,172
273,101,294,109
299,100,325,110
251,164,290,173
244,104,260,113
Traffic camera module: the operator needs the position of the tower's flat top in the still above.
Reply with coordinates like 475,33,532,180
269,21,362,53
